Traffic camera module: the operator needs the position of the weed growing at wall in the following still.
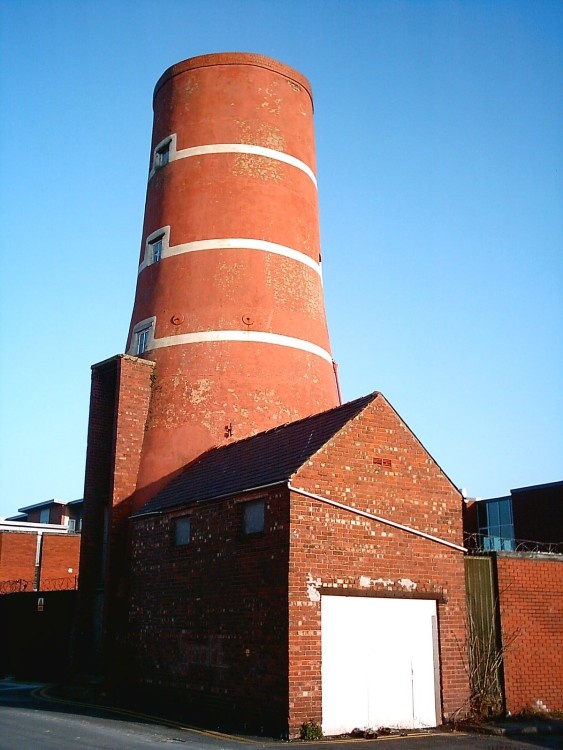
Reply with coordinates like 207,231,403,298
300,720,323,740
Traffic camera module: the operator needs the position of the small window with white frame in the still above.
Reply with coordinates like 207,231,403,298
150,235,163,263
139,227,170,273
154,140,170,169
135,327,150,355
174,516,191,546
149,135,176,181
243,499,265,535
128,316,156,356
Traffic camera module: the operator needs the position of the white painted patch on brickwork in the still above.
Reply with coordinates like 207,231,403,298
398,578,418,591
307,572,321,602
373,577,394,588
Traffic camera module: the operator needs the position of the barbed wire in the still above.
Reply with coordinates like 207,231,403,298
40,576,78,591
464,533,563,555
0,576,78,594
0,578,31,594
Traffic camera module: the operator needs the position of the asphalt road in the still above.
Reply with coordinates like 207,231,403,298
0,682,561,750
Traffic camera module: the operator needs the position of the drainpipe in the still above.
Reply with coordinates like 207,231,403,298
34,532,44,591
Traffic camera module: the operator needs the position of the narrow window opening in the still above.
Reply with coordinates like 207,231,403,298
136,327,151,355
175,517,191,546
150,236,163,264
155,141,170,169
243,500,265,535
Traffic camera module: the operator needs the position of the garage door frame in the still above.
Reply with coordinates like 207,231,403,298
321,593,442,734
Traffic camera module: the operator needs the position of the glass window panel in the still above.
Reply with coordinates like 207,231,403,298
487,502,500,530
175,517,191,546
244,500,264,534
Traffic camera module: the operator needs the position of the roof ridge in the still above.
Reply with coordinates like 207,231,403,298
202,390,379,454
136,392,379,516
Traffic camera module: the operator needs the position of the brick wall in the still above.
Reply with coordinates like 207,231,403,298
50,505,64,525
496,554,563,713
288,394,469,735
0,532,37,590
39,534,80,590
76,354,154,674
0,531,79,594
127,486,290,734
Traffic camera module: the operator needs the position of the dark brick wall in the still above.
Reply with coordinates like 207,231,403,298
126,486,290,734
496,554,563,713
50,505,64,525
76,354,154,674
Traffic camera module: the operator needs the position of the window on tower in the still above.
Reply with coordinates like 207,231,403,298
155,140,170,169
128,316,156,357
135,327,151,355
149,135,176,181
150,236,163,263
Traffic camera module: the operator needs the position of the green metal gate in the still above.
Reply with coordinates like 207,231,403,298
464,556,503,716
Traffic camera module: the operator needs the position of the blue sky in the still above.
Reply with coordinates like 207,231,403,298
0,0,561,519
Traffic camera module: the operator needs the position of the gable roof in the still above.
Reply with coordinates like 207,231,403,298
136,392,377,516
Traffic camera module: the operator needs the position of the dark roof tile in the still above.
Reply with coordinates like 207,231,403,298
136,392,377,516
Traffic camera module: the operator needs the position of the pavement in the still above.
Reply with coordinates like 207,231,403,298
5,679,563,743
462,717,563,738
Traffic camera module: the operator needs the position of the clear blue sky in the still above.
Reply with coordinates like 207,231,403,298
1,0,561,519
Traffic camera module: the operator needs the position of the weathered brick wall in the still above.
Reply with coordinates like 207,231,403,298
496,554,563,713
0,532,37,590
39,534,80,590
127,486,290,734
288,394,469,735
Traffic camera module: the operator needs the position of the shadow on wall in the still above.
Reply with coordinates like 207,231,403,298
0,590,77,680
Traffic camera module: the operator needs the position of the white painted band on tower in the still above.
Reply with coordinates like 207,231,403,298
149,133,317,186
138,234,322,275
128,322,333,363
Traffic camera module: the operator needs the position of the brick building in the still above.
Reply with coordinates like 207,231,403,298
7,497,83,530
0,519,80,594
123,392,469,736
75,53,471,737
464,481,563,552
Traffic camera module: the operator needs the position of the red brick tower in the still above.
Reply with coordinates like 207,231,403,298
76,55,340,674
127,53,340,498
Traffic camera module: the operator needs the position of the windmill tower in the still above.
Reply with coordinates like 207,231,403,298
76,55,340,672
127,53,340,498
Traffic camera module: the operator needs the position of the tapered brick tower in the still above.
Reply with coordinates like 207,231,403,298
127,53,340,498
76,55,340,673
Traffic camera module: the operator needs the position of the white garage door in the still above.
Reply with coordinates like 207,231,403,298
321,596,439,735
